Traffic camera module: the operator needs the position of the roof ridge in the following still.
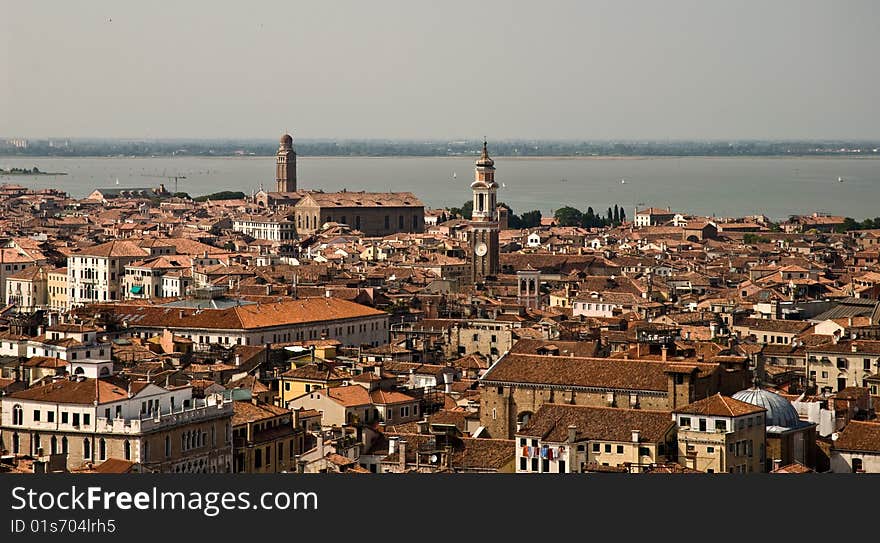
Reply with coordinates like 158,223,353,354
717,393,734,416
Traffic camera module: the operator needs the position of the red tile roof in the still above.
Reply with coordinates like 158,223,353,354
675,393,765,417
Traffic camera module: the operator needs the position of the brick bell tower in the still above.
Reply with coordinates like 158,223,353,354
276,133,297,192
468,139,500,281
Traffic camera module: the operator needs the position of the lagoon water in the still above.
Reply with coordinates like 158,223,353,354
2,155,880,221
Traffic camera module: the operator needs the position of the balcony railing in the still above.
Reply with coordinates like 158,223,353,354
93,396,234,435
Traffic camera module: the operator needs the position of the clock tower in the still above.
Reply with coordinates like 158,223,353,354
468,140,500,281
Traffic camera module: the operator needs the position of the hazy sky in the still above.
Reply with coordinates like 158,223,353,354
2,0,879,140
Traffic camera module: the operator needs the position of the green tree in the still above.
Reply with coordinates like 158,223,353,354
555,206,583,227
743,233,771,245
840,217,860,232
613,205,620,224
619,206,627,223
519,210,542,228
582,207,596,228
606,207,613,223
194,190,246,202
448,200,473,220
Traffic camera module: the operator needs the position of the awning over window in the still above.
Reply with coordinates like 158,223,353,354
130,285,144,294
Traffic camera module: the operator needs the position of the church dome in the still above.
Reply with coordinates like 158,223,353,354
731,387,800,428
280,133,293,146
475,139,495,167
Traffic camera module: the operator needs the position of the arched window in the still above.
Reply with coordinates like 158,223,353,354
124,440,131,461
33,433,41,455
12,433,19,454
12,404,23,425
51,436,58,455
83,438,91,459
165,436,171,458
74,366,84,375
99,438,106,460
61,436,68,454
99,366,110,377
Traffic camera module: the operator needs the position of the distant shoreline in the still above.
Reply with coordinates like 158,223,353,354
0,169,67,176
1,154,880,161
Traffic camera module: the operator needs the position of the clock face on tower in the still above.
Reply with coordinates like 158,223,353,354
474,242,488,257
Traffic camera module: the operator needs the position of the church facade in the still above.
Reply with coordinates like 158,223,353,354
251,133,425,237
293,191,424,237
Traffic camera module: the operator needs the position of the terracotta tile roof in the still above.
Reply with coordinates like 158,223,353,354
7,377,140,405
449,353,489,371
20,356,67,369
93,458,136,473
770,462,814,473
300,191,424,208
736,318,812,335
325,385,372,407
92,297,385,331
833,421,880,453
510,338,600,358
137,237,225,255
518,404,674,443
6,265,50,281
643,463,702,474
808,340,880,355
232,401,289,426
482,353,710,392
675,393,765,417
74,240,149,258
369,389,417,405
225,374,270,394
281,363,352,382
382,433,514,470
325,453,356,467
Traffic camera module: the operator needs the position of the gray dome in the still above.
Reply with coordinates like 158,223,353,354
731,387,800,428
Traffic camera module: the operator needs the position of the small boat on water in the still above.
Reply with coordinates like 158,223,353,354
452,172,457,179
838,176,844,183
620,178,626,184
560,178,568,183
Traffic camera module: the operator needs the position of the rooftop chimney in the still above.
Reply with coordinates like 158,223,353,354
631,430,640,443
417,419,430,435
567,424,577,444
388,436,398,455
398,440,407,472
